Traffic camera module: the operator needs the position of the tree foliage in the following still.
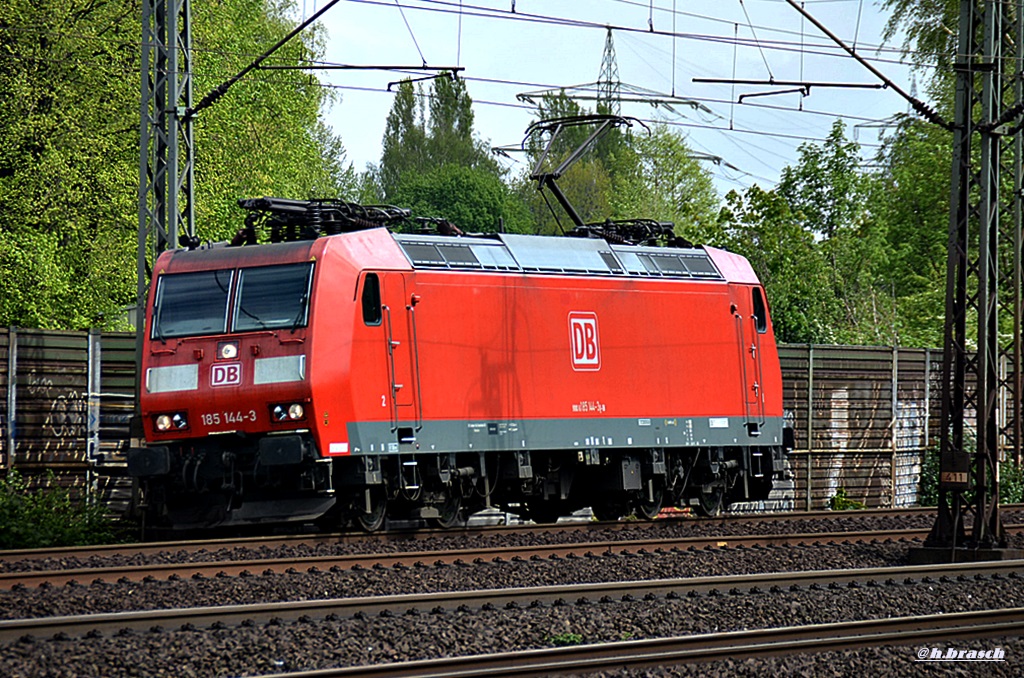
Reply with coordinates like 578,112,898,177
0,0,352,329
719,185,839,344
881,0,959,71
870,115,951,347
393,164,530,233
189,0,356,241
777,120,897,344
0,0,139,328
379,80,429,200
611,124,719,242
377,74,499,205
0,0,971,352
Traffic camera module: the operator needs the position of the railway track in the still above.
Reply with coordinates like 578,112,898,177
3,504,1009,567
260,607,1024,677
1,560,1020,645
0,525,970,590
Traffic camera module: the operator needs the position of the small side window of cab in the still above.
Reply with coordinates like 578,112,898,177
362,273,382,326
752,287,768,334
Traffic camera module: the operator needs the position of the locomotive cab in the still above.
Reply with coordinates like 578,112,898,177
130,243,339,528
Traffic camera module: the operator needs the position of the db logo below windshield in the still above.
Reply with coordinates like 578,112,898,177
569,312,600,371
212,362,242,387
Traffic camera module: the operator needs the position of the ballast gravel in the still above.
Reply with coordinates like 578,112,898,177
1,573,1022,677
0,510,977,574
1,538,1023,677
2,541,909,619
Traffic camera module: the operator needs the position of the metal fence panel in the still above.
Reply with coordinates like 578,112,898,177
778,345,943,510
12,330,90,468
1,328,9,470
0,330,967,513
95,333,136,465
92,332,136,513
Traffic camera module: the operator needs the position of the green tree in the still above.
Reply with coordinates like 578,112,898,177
427,75,497,175
0,0,140,328
719,185,840,344
378,74,499,203
881,0,959,72
609,124,719,243
190,0,357,241
394,164,530,233
871,116,950,346
379,79,428,200
777,120,895,344
778,120,865,241
0,0,354,329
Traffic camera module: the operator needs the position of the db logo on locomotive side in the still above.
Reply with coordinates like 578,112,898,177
211,362,242,387
568,312,601,371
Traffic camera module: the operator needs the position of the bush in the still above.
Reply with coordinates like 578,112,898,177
828,487,865,510
0,470,120,549
918,446,940,507
1000,457,1024,503
917,445,1024,506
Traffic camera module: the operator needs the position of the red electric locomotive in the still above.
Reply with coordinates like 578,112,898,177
127,197,790,530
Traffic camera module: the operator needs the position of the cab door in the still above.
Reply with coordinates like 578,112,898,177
731,285,767,434
381,273,422,440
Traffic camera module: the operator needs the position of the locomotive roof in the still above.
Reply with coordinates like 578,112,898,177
392,232,729,282
156,228,759,285
155,238,318,273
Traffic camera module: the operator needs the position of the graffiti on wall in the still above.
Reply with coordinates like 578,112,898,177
17,370,87,461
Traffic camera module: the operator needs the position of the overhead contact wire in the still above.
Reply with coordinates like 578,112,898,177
738,0,774,80
394,0,429,66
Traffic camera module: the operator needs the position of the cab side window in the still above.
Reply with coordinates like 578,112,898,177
752,287,768,334
362,273,382,326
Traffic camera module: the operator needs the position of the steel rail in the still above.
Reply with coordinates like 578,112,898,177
0,526,947,590
5,504,1010,565
258,608,1024,677
2,560,1021,645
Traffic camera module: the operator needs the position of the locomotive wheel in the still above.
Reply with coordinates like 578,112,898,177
694,484,725,517
591,501,627,521
357,487,388,532
429,490,463,529
525,500,566,524
634,484,664,521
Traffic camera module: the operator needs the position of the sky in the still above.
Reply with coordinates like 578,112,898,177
299,0,920,194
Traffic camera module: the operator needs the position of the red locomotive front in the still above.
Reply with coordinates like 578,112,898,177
133,239,337,526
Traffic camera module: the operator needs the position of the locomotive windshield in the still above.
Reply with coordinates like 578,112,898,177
151,262,313,339
233,263,314,331
152,270,233,339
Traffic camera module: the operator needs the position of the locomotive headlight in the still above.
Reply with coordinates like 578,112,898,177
154,413,188,431
272,403,306,422
218,341,239,360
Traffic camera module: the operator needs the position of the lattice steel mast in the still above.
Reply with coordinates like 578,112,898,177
783,0,1022,558
597,27,621,116
136,0,194,334
925,0,1023,554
